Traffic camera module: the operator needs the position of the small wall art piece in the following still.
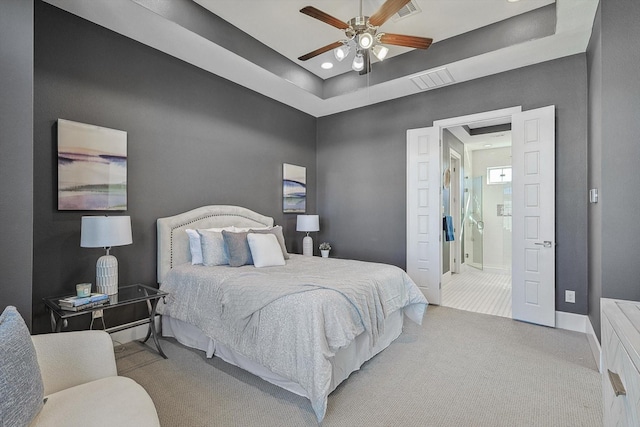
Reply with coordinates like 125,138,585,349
57,119,127,210
283,163,306,213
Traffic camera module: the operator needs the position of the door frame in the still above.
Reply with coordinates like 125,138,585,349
433,106,522,283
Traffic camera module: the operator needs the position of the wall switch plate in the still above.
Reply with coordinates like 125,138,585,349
589,188,598,203
565,290,576,303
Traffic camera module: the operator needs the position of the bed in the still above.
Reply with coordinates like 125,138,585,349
156,205,428,421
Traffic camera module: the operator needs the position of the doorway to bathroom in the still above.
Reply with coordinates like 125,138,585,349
441,123,513,318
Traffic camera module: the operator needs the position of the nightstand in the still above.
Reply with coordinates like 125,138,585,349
43,284,168,358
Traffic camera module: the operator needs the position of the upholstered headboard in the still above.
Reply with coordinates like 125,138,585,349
157,205,274,284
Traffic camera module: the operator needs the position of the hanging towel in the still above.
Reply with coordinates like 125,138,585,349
443,216,455,242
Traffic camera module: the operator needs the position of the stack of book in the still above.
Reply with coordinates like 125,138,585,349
58,293,109,311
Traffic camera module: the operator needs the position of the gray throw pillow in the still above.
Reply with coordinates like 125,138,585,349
222,230,253,267
197,229,229,266
0,306,45,426
249,225,290,260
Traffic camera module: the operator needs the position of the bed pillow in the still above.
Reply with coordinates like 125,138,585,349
249,226,289,260
186,227,232,265
0,306,45,427
185,229,204,264
222,230,253,267
197,229,229,266
247,233,286,268
233,226,269,232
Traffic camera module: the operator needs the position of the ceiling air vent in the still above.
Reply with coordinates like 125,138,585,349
393,0,421,22
410,68,455,91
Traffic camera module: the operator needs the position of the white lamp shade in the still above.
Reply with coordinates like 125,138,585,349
81,216,132,248
296,215,319,232
334,43,350,61
372,44,389,61
352,52,365,72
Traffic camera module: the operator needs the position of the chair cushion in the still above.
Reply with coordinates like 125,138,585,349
0,306,45,427
30,376,159,427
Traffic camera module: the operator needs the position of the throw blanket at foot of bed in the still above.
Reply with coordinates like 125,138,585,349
158,255,427,421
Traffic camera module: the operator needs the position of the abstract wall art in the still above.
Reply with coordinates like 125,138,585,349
283,163,306,213
57,119,127,210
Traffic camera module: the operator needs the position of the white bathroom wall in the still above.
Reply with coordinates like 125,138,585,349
472,147,512,273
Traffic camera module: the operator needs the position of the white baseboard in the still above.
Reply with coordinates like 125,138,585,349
555,311,588,333
555,311,601,372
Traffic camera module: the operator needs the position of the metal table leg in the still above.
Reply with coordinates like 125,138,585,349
141,297,167,359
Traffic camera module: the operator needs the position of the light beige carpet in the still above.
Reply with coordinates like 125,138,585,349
117,306,602,426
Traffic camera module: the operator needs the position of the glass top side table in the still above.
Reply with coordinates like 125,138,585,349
43,283,168,358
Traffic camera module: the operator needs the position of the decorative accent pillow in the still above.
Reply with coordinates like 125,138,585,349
186,227,232,265
197,229,229,266
222,230,253,267
185,229,204,264
249,225,290,260
247,233,286,268
0,306,45,426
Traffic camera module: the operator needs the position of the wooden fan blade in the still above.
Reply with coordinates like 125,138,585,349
298,41,343,61
379,33,433,49
369,0,411,27
300,6,349,30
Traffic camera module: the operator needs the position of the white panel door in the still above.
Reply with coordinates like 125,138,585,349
512,105,555,326
407,127,441,305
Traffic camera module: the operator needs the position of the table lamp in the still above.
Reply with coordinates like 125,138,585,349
296,215,319,256
81,215,132,295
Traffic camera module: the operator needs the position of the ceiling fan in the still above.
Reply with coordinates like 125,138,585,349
297,0,433,75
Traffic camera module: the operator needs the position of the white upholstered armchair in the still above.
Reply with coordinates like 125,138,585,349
0,306,160,427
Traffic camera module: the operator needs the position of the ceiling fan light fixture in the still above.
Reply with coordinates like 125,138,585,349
372,44,389,61
334,42,351,62
358,32,374,50
352,51,365,72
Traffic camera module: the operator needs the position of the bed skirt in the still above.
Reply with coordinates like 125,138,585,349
161,309,405,398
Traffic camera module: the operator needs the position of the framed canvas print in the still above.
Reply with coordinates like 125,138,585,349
283,163,306,213
57,119,127,210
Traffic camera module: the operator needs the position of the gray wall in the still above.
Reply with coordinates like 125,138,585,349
32,2,316,333
317,54,589,315
0,0,34,328
588,0,640,337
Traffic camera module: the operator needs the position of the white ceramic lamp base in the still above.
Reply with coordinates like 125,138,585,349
96,254,119,295
302,235,313,256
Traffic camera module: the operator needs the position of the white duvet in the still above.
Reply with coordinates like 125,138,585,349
157,254,428,421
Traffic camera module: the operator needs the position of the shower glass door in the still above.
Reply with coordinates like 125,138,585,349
469,176,484,270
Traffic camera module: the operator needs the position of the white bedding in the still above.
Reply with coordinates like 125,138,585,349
157,254,427,421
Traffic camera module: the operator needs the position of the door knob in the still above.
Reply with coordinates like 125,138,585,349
534,241,553,248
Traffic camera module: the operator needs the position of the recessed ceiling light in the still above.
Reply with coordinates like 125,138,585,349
507,0,521,2
484,144,493,147
321,62,333,69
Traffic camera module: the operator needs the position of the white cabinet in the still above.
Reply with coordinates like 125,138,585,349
601,298,640,426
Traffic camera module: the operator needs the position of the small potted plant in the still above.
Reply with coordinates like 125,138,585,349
319,242,331,258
